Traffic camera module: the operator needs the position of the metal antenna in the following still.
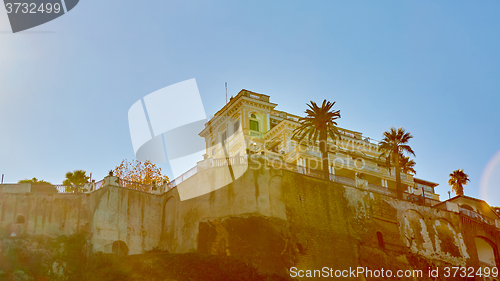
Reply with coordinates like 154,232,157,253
225,82,227,104
1,174,3,184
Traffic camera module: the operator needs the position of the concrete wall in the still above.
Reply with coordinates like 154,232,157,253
0,192,89,238
0,164,499,279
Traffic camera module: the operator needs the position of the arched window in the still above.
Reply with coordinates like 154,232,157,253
250,114,259,132
461,204,475,211
377,232,385,249
112,240,129,256
16,215,25,224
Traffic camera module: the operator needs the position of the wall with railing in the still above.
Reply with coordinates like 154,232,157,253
164,154,440,207
460,207,499,228
0,178,155,194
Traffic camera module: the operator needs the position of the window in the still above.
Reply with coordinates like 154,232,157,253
251,114,256,118
233,120,240,133
250,120,259,131
381,179,388,188
461,204,474,211
221,131,227,142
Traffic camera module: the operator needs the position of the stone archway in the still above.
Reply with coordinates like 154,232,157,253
475,236,497,267
112,240,129,256
433,219,461,257
403,209,431,252
16,215,25,224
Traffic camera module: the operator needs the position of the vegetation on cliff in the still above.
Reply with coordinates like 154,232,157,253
0,231,291,281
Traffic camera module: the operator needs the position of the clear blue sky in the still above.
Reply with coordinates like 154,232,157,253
0,1,499,206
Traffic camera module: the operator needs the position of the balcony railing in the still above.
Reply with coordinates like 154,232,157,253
28,180,105,194
168,166,198,187
164,154,440,207
249,131,263,137
119,179,153,192
460,208,497,227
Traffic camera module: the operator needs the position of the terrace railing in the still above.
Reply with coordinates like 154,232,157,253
460,207,497,227
119,179,153,192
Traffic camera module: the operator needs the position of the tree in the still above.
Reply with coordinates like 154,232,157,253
448,169,469,196
378,127,415,199
63,170,90,193
292,100,341,178
399,154,416,175
18,177,52,185
18,177,58,192
112,159,169,192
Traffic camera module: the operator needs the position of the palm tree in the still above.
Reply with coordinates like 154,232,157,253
378,127,415,199
448,169,469,196
400,154,416,175
63,170,90,192
292,100,341,178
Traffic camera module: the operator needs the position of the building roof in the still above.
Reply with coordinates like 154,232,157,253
434,195,500,219
414,178,439,187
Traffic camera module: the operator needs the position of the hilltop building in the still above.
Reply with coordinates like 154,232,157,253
199,89,440,203
0,89,499,280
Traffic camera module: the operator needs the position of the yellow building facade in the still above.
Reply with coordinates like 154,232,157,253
199,89,440,203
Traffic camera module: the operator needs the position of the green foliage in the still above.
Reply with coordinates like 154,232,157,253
378,127,415,198
1,236,53,280
63,170,90,192
292,100,341,176
448,169,469,196
50,231,89,279
17,178,52,185
85,253,131,281
144,246,169,254
124,253,293,281
0,232,89,280
0,234,291,281
399,154,416,175
378,127,415,172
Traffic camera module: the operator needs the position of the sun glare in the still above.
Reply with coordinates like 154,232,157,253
479,149,500,207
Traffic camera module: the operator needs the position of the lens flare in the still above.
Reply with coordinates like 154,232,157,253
479,149,500,207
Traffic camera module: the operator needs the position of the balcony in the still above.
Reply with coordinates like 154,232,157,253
460,208,498,228
249,131,263,137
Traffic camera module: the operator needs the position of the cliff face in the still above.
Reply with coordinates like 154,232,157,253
0,162,499,280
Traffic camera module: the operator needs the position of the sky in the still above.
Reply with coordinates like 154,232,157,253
0,0,499,206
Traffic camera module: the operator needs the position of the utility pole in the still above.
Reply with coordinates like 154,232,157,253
1,174,3,184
